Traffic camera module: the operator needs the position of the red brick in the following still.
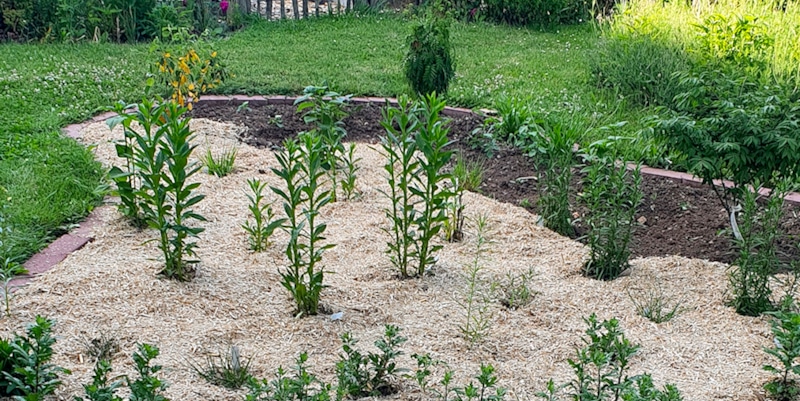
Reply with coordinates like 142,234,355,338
23,234,90,275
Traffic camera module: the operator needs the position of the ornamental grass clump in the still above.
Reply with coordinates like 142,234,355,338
271,133,333,317
108,99,206,281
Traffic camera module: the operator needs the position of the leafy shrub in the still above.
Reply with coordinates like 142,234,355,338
404,10,455,96
271,133,333,316
0,316,70,398
482,0,589,26
536,314,682,401
148,34,228,109
412,356,508,401
336,325,407,399
380,94,453,278
580,139,643,281
243,179,286,252
108,99,206,281
764,309,800,401
484,95,533,144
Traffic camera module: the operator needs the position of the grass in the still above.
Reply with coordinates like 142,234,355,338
0,13,646,263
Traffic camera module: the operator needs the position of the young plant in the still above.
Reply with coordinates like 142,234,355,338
535,314,682,401
728,179,791,316
627,275,688,324
80,331,120,363
74,359,124,401
340,143,361,201
579,139,643,281
335,325,407,399
200,145,237,177
763,309,800,401
127,343,169,401
294,85,352,203
380,97,421,278
109,99,206,281
188,345,253,389
412,357,507,401
242,179,286,252
271,133,334,316
246,352,331,401
0,316,70,399
457,214,494,346
1,257,26,318
444,156,484,243
496,268,537,310
412,93,454,275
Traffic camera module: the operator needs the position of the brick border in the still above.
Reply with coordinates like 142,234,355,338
25,94,798,288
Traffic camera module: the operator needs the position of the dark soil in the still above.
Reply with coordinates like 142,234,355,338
191,101,800,265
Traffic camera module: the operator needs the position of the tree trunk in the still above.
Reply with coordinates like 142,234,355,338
280,0,286,18
303,0,308,18
315,0,319,17
292,0,299,19
267,0,272,19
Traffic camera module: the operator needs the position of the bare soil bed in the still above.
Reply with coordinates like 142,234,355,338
1,105,791,401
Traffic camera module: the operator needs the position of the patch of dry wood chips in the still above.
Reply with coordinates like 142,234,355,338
1,118,779,401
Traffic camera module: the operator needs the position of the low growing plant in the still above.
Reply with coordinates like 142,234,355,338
271,133,333,316
127,343,169,401
579,139,643,281
0,316,70,399
411,356,507,401
336,325,407,398
188,345,253,389
243,179,286,252
1,257,26,318
200,145,237,177
497,268,537,310
535,314,682,401
74,359,124,401
764,309,800,401
245,352,331,401
627,276,688,324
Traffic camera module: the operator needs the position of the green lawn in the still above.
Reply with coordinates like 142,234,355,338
0,14,641,263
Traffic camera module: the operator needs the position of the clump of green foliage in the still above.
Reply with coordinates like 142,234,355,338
242,179,286,252
580,139,643,281
75,359,124,401
128,343,170,401
763,307,800,401
412,355,508,401
245,352,331,401
496,268,537,310
109,99,206,281
380,94,453,278
271,133,333,316
336,325,407,399
0,316,71,399
444,156,483,243
627,275,688,324
404,4,455,96
189,345,253,389
536,314,683,401
200,146,237,178
294,85,354,202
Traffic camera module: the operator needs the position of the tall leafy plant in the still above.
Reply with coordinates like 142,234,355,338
580,139,642,281
271,133,333,316
404,6,455,96
109,99,206,281
0,316,70,399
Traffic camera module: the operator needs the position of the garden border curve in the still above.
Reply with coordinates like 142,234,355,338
13,94,800,289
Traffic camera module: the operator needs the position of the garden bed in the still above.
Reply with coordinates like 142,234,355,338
1,102,790,400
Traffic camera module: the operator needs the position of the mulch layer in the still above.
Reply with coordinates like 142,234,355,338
191,101,800,266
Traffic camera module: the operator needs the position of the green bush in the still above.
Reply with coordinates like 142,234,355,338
404,11,455,96
0,316,70,398
764,309,800,401
483,0,589,26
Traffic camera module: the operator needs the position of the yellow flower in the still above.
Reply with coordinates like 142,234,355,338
187,102,193,111
188,83,195,91
211,51,217,58
164,52,171,58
